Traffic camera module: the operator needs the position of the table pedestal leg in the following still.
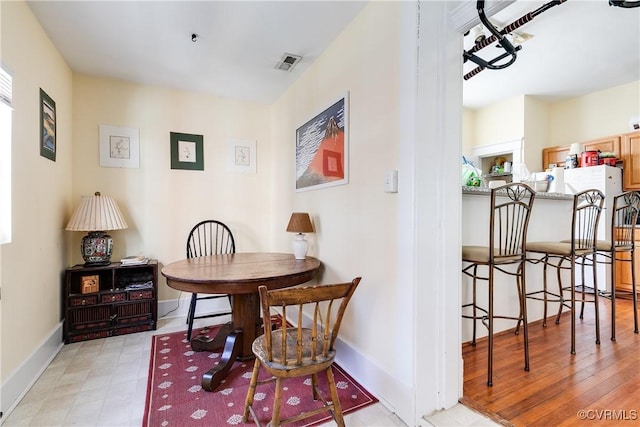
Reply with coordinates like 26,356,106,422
201,329,243,391
190,323,233,352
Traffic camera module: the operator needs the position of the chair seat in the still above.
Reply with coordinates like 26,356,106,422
557,239,635,252
252,328,334,372
526,241,596,257
594,240,632,252
462,245,524,263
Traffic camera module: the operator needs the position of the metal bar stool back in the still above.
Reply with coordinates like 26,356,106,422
597,191,640,340
462,182,536,386
525,189,605,354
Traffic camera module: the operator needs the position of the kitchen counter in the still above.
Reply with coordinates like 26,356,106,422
462,186,573,200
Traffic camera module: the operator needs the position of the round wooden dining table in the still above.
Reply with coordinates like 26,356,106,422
161,252,321,391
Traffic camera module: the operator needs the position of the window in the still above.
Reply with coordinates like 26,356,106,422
0,66,12,244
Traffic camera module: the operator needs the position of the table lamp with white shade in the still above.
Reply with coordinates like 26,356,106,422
286,212,314,260
566,143,582,168
66,192,128,266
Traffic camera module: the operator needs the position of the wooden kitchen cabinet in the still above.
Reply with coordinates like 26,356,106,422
615,228,639,295
621,131,640,190
542,145,570,170
542,135,623,170
583,135,621,158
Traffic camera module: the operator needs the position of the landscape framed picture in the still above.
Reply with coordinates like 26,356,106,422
295,92,349,192
39,88,56,161
170,132,204,171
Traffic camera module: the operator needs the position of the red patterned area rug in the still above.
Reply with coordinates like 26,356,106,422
143,325,378,426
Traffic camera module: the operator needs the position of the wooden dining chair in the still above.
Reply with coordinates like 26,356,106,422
243,277,361,427
185,219,235,341
461,182,536,387
594,191,639,340
524,189,605,354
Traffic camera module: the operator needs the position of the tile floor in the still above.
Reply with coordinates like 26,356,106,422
2,316,497,426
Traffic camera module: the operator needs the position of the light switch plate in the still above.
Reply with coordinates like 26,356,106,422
384,170,398,193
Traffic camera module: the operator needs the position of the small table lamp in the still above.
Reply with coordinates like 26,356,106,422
66,192,128,266
566,143,582,169
286,212,314,260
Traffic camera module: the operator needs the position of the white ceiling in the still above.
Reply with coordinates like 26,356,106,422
26,1,640,109
463,0,640,109
26,1,368,104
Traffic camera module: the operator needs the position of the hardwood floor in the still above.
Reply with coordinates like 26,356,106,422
462,297,640,426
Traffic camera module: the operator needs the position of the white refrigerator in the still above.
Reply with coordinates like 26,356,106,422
563,165,623,291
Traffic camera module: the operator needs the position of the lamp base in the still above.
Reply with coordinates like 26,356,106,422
292,233,308,260
81,231,114,266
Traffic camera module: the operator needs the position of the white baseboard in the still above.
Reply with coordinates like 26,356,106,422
0,322,64,423
289,311,414,425
334,337,413,424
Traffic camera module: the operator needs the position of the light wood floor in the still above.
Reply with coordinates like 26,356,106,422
461,296,640,427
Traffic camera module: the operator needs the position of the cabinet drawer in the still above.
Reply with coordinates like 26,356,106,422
68,306,111,330
68,330,111,343
116,301,153,321
113,322,155,336
69,295,98,307
100,292,127,303
128,289,153,300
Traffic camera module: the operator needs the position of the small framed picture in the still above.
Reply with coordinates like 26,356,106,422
99,125,140,168
81,275,99,294
39,88,56,162
227,138,256,174
170,132,204,171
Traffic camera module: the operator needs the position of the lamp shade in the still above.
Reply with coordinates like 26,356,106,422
66,192,128,231
66,192,128,266
286,212,314,234
569,143,582,156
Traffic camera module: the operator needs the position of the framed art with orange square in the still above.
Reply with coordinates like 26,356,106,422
294,92,349,192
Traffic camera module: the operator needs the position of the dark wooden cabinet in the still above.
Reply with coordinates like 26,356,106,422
64,260,157,343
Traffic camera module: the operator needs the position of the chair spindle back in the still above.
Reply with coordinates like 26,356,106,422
571,189,605,252
186,220,235,258
611,191,640,248
258,278,361,366
489,183,536,261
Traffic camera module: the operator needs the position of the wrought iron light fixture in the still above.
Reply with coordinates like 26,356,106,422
609,0,640,8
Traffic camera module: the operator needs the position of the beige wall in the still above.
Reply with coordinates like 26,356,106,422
71,75,272,301
549,80,640,145
472,95,525,148
462,108,475,157
523,96,550,173
270,0,401,383
1,0,73,381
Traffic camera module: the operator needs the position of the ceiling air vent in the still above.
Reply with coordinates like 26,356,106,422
275,53,302,72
